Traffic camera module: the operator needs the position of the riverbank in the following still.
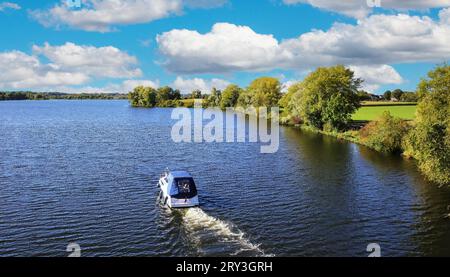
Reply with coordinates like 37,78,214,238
290,121,449,187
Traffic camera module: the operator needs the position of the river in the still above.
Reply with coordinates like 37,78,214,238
0,100,449,257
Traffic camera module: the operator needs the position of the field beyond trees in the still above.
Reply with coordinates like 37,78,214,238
352,104,417,121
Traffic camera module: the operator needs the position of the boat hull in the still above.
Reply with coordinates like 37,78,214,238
168,196,199,208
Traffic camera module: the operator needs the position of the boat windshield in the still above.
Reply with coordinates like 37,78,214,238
172,178,197,199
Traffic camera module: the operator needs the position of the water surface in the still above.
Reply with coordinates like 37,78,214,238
1,100,449,257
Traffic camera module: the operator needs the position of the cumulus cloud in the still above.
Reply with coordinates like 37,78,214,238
440,6,450,24
350,65,403,91
283,0,450,19
119,79,160,91
157,12,450,90
52,79,160,94
0,51,89,89
31,0,228,32
0,2,20,11
33,42,141,78
172,77,230,94
0,43,142,90
281,80,300,92
281,12,450,66
184,0,228,9
157,22,290,74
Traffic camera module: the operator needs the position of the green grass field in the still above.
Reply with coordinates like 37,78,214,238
360,101,417,106
352,105,417,121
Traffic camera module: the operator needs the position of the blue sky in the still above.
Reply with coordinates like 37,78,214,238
1,0,450,94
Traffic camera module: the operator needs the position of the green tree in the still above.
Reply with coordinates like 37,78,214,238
246,77,282,107
156,86,173,104
172,89,182,100
357,90,371,101
403,64,450,185
220,84,242,109
205,87,222,107
279,82,301,111
383,90,392,101
128,86,157,107
392,89,404,100
400,91,418,102
191,89,202,99
237,90,253,108
289,65,361,131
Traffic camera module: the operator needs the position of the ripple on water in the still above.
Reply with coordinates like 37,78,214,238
1,101,450,257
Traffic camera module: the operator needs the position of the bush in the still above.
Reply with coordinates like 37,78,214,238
359,111,410,153
403,64,450,185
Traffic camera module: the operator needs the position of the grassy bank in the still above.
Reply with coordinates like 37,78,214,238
352,104,416,121
297,124,361,144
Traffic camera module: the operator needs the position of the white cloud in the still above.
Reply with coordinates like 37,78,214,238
0,43,142,90
31,0,227,32
0,51,89,89
350,65,403,91
0,2,20,11
56,77,227,94
440,6,450,24
283,0,370,18
172,77,230,94
283,0,450,19
157,12,450,90
157,22,290,74
184,0,228,9
282,80,305,92
53,79,160,94
33,42,141,78
282,13,450,66
119,79,160,91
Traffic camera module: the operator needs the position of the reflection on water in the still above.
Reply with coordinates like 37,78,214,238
0,100,449,257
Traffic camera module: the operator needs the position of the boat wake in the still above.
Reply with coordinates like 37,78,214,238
180,208,270,256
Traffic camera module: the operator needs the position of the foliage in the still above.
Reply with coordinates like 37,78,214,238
383,90,392,101
359,111,410,153
237,90,254,108
289,65,361,131
357,90,372,101
400,91,418,102
0,91,127,101
392,89,404,100
243,77,282,107
128,85,182,107
205,88,222,108
191,89,202,99
279,82,301,111
403,64,450,185
220,84,242,109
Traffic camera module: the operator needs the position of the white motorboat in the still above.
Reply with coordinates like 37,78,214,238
158,169,199,208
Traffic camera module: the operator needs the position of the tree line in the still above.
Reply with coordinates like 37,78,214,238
0,91,128,101
128,64,448,186
279,64,448,186
129,77,283,109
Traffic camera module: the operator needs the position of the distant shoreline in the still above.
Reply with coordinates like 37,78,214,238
0,92,128,101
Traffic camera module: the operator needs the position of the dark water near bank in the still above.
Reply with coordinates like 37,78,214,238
1,100,449,257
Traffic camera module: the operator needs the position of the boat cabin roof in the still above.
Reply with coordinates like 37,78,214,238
169,171,193,179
